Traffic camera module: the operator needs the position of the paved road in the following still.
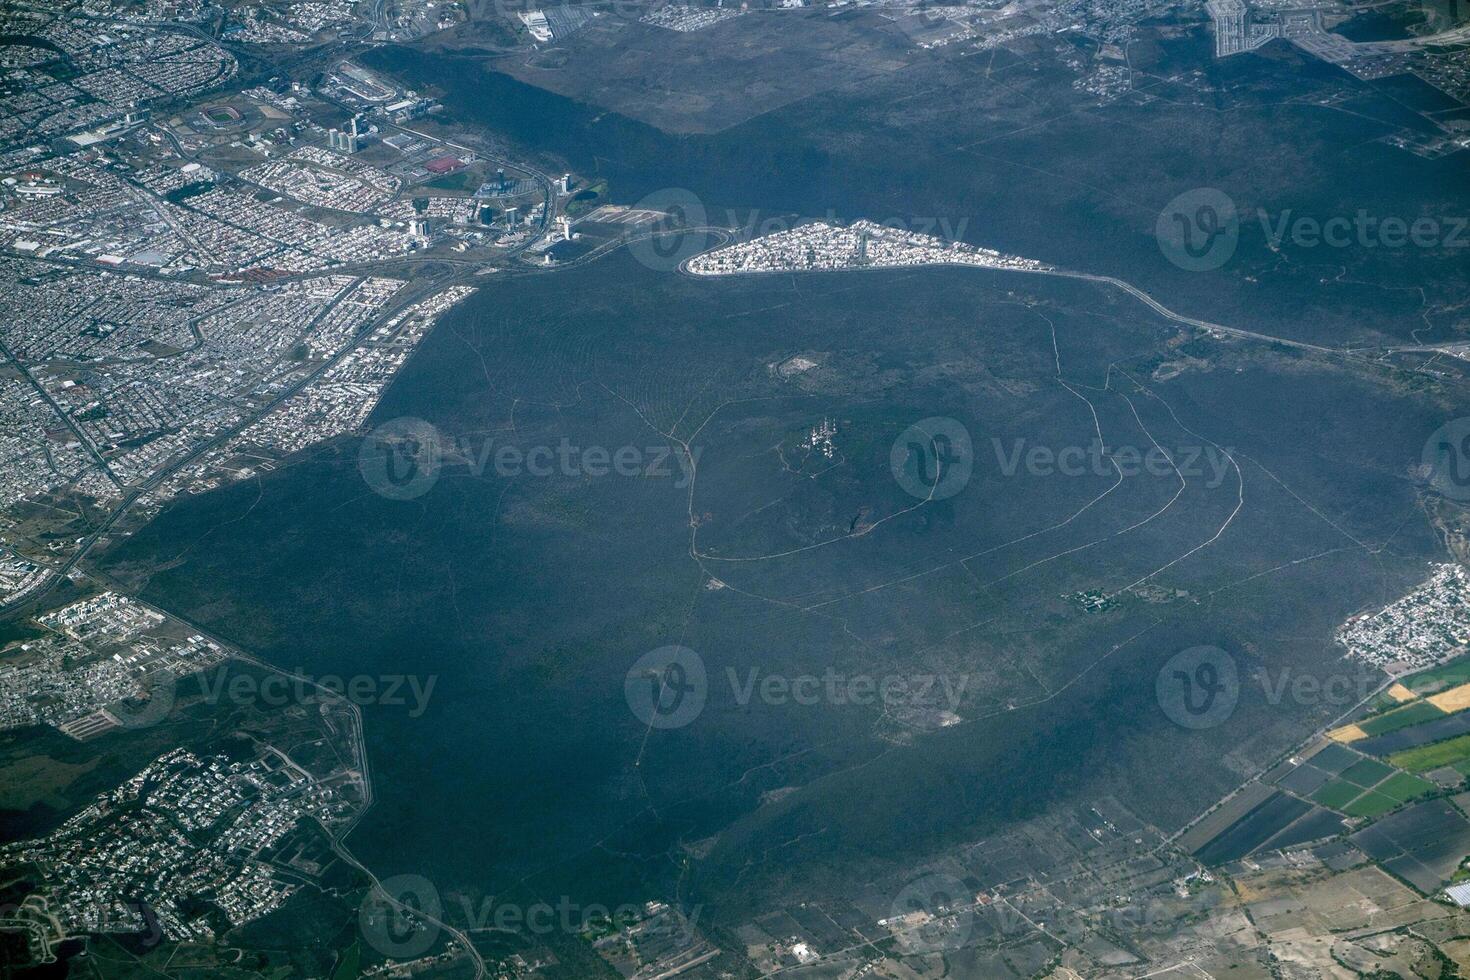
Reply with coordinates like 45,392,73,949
1038,268,1345,355
328,837,488,980
0,335,121,488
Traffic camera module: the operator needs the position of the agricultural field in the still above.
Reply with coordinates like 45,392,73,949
1340,658,1470,734
1331,657,1470,745
1196,733,1450,879
1343,790,1401,818
1391,733,1470,773
1341,758,1395,787
1430,683,1470,713
1199,734,1466,891
1307,741,1359,773
1351,800,1470,893
1378,771,1439,803
1310,779,1365,810
1328,657,1470,796
1406,655,1470,695
1358,700,1448,736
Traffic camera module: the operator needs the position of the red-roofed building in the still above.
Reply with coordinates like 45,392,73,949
425,155,464,174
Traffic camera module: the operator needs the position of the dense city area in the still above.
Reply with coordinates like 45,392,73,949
1337,564,1470,674
0,0,1468,974
684,220,1053,276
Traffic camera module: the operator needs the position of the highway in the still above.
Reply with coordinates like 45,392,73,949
0,334,123,489
1035,268,1346,356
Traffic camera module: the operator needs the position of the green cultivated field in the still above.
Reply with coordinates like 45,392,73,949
1375,771,1436,803
1341,757,1394,787
1312,779,1365,810
1359,701,1447,736
1306,763,1432,816
1342,791,1399,818
1308,742,1360,774
1389,734,1470,773
1405,655,1470,696
330,942,360,980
